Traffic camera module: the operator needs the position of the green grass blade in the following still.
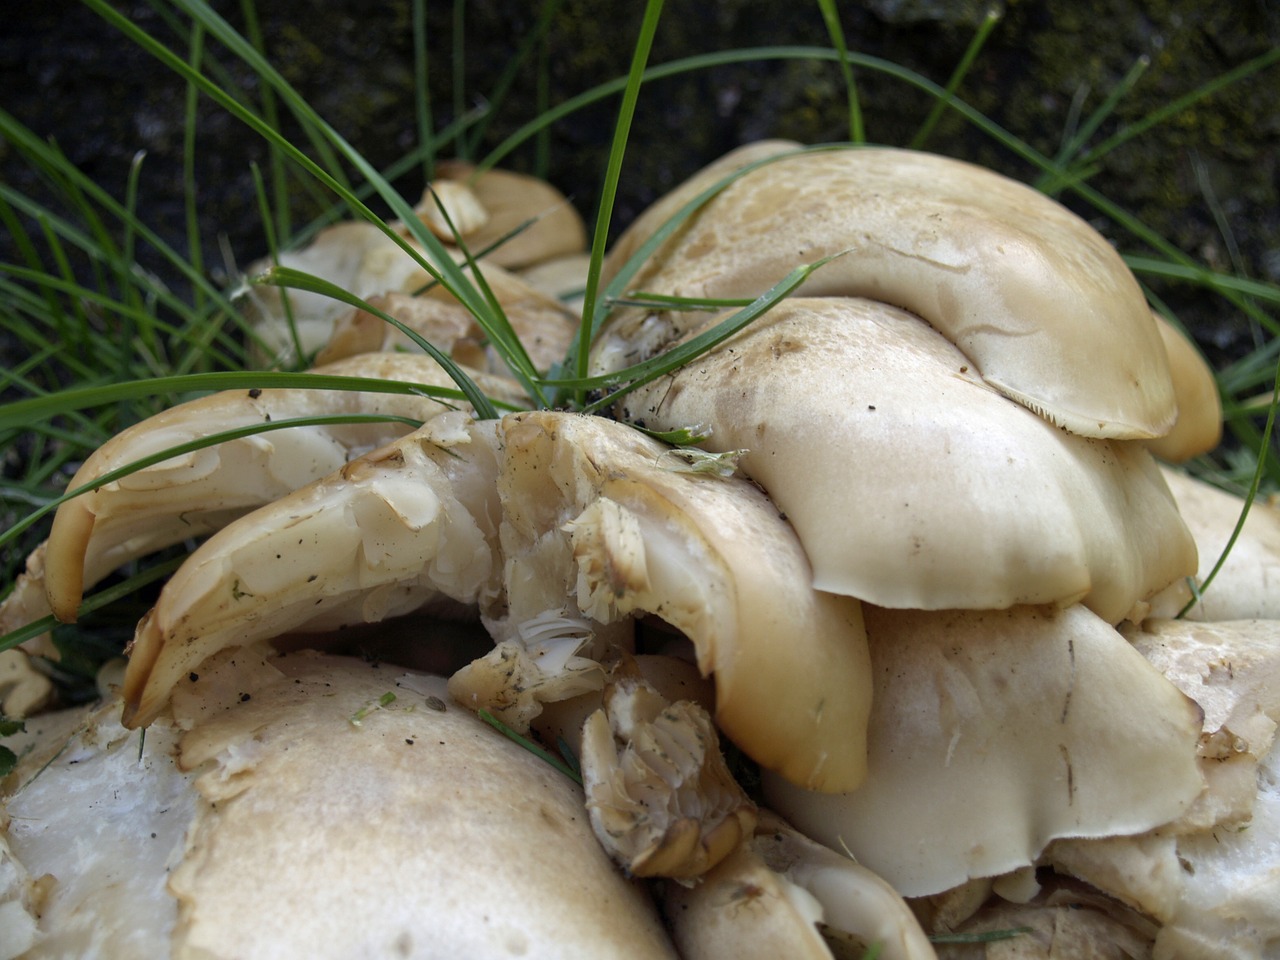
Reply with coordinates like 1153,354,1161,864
910,7,1001,150
816,0,864,143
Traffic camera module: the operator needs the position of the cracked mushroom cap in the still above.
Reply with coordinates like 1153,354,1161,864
493,411,872,793
120,412,504,728
594,142,1175,440
614,297,1195,620
2,651,677,959
763,603,1205,898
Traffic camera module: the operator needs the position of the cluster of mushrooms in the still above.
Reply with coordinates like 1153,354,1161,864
1,142,1279,960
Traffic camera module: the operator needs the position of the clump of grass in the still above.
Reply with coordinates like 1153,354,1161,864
0,1,1276,682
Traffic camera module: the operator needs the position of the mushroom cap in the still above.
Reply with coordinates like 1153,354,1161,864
763,604,1205,898
429,161,588,270
120,413,504,728
315,262,578,376
617,297,1195,620
594,143,1175,440
1146,467,1280,621
38,352,514,626
3,651,678,958
495,411,872,792
1144,312,1223,463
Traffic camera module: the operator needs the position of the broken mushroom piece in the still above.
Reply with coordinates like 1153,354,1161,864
578,668,757,879
2,650,679,959
611,297,1194,620
594,142,1175,440
763,603,1205,899
662,811,937,960
491,411,872,792
120,412,504,728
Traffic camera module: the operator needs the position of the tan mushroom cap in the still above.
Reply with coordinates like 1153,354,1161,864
315,262,578,375
1144,312,1223,462
495,411,872,792
427,161,588,270
4,651,679,958
1146,467,1280,621
617,297,1195,620
763,604,1205,898
37,353,514,627
594,142,1175,440
120,413,504,728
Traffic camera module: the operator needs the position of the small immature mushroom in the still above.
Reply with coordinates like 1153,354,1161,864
2,650,679,958
0,649,53,718
614,297,1195,621
594,142,1175,440
763,604,1205,898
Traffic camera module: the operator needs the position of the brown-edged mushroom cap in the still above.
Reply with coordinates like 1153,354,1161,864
494,411,872,792
594,143,1175,440
615,297,1195,620
763,604,1205,898
4,651,679,958
1144,312,1223,463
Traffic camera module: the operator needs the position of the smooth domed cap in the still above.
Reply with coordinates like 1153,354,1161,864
764,604,1205,898
617,297,1195,621
1144,313,1223,462
595,143,1175,440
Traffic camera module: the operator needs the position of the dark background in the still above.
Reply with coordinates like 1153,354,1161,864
2,0,1278,367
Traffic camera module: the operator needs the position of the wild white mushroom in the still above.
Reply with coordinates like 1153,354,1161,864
1,649,678,958
594,141,1176,440
609,296,1195,621
763,603,1205,898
